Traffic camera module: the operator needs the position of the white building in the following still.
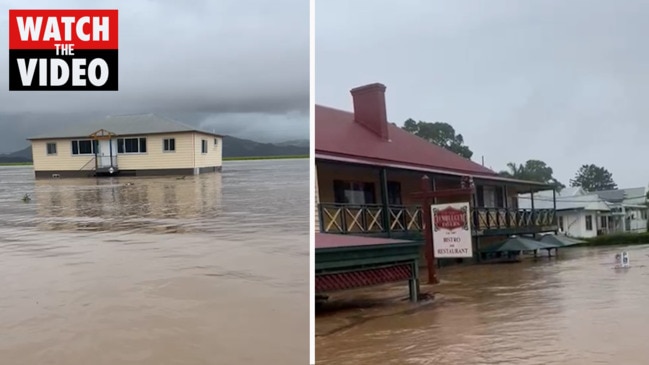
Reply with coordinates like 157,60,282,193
518,186,648,239
595,187,648,233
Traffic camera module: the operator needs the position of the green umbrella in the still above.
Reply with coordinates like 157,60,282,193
482,235,559,253
539,234,584,247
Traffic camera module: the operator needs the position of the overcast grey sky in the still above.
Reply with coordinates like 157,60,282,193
0,0,308,153
316,0,649,189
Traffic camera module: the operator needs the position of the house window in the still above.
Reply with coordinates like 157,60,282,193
214,138,218,146
585,215,593,231
163,138,175,152
495,186,505,208
559,216,564,231
46,142,57,155
642,210,648,220
476,186,484,206
485,187,496,207
508,195,519,209
71,140,96,155
201,139,208,154
117,137,147,153
476,185,498,208
600,216,608,229
387,181,402,205
333,180,376,205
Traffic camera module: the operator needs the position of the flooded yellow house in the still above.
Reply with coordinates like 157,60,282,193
28,114,223,178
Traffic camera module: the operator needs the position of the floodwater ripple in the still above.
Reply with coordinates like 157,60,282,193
0,159,308,365
317,245,649,364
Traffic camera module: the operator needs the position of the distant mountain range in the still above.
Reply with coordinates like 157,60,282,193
0,136,309,163
275,139,309,148
0,148,31,163
222,136,309,157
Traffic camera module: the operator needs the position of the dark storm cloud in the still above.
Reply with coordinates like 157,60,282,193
0,0,309,152
316,0,649,188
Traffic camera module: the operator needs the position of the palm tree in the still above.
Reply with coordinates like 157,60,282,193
498,161,564,190
499,162,523,179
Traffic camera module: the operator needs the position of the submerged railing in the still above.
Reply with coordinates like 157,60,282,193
318,203,557,235
78,157,96,171
97,156,118,169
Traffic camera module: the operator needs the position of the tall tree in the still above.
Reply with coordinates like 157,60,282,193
499,160,565,188
569,164,617,191
402,119,473,159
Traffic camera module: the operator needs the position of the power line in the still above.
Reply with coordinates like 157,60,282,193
516,194,647,204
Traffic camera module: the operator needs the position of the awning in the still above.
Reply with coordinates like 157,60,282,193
315,233,414,249
482,236,560,253
539,234,584,247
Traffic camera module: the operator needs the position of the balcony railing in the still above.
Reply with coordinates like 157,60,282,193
318,203,557,236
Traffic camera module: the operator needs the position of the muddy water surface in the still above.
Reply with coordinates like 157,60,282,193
0,159,308,365
316,246,649,364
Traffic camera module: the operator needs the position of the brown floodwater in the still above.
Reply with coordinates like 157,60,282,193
316,245,649,364
0,159,308,365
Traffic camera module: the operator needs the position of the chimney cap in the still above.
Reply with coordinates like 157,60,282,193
350,83,387,95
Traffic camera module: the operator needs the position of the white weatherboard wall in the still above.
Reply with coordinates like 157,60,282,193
629,219,647,232
625,207,648,233
558,210,599,238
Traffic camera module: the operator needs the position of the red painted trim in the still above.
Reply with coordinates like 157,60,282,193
315,264,413,292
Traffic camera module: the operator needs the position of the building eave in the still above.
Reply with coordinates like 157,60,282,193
316,151,552,188
27,129,224,141
556,207,611,212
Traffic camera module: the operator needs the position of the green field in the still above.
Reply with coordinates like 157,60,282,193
575,232,649,247
223,155,309,161
0,162,33,166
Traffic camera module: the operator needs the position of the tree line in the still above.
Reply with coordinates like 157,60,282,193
402,119,617,192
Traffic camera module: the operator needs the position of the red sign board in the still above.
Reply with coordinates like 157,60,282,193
434,206,468,231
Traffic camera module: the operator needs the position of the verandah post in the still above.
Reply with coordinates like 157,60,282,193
504,185,511,228
530,187,535,228
419,175,437,284
379,167,391,238
552,187,557,227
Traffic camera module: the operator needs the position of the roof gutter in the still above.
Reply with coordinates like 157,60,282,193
27,130,224,141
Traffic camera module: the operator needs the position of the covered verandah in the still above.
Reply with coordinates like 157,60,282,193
316,155,559,241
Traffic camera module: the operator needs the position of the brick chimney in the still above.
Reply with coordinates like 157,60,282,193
350,83,389,140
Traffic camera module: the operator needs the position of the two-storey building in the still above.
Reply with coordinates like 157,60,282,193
316,83,558,260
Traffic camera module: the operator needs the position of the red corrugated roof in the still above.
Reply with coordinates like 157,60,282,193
315,105,501,177
315,233,413,249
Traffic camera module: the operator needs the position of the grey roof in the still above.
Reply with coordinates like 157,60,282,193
556,187,585,197
620,187,647,205
594,189,625,202
532,187,585,198
519,186,647,211
595,187,646,205
518,191,611,211
28,114,223,140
